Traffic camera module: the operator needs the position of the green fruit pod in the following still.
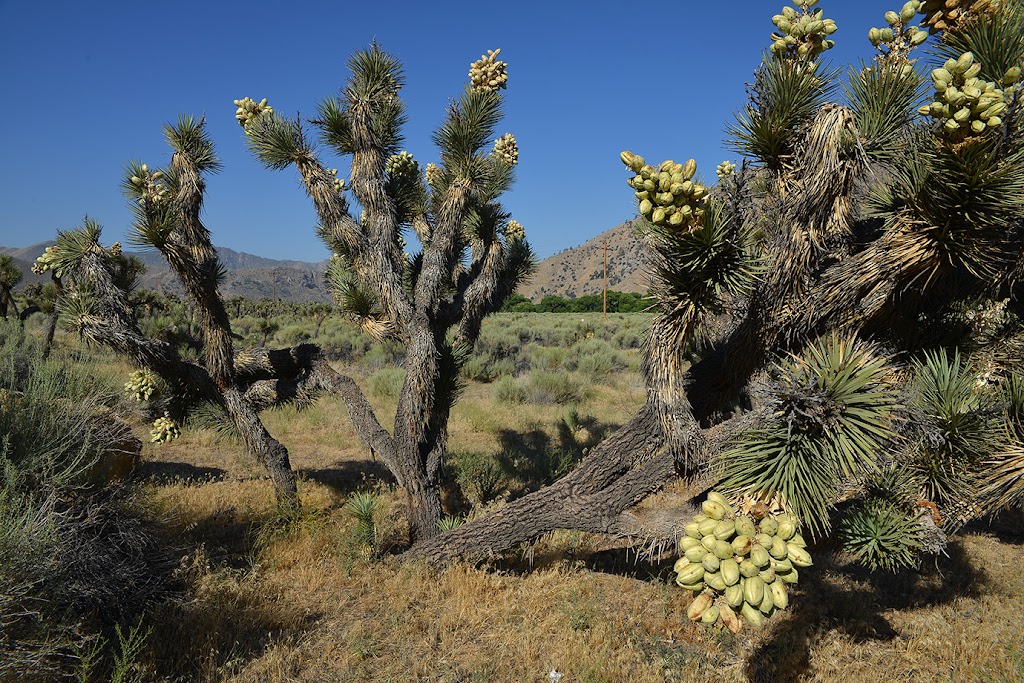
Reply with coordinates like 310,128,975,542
759,517,779,536
789,533,807,548
769,579,789,610
701,605,721,625
707,491,730,507
701,535,718,552
732,535,754,557
759,567,776,584
956,52,975,73
771,557,794,574
702,554,721,573
910,30,927,45
885,10,901,25
684,521,702,539
900,2,917,22
652,208,666,224
702,500,727,520
656,192,674,206
678,580,705,592
699,518,719,537
779,567,799,584
986,102,1008,118
673,557,690,574
714,520,736,540
739,559,759,578
669,182,685,197
987,116,1002,127
1004,66,1022,85
755,533,774,548
682,159,697,181
725,583,744,607
720,559,740,586
678,563,705,585
640,166,654,180
685,545,708,563
750,546,771,569
776,518,796,540
880,27,895,42
971,119,987,133
735,516,757,537
740,601,764,627
639,199,653,215
714,540,735,560
944,58,958,72
705,572,727,592
964,63,982,80
758,586,775,615
643,179,657,193
788,545,813,568
769,537,789,560
743,576,765,606
868,27,881,45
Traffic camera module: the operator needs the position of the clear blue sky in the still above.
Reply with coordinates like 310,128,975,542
1,0,908,261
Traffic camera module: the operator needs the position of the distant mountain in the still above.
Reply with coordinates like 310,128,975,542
1,242,333,304
4,224,653,305
519,220,649,302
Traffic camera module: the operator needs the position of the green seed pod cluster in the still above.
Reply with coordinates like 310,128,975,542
918,52,1014,136
129,163,170,207
233,97,272,128
424,162,441,186
770,1,837,58
620,152,707,231
869,2,928,52
918,0,1001,34
32,246,58,274
675,492,812,632
124,369,158,402
386,151,419,180
493,133,519,166
325,168,347,195
505,219,526,241
150,415,181,444
469,49,508,93
716,160,737,179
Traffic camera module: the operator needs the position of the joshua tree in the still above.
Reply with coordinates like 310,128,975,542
32,132,308,505
237,45,534,540
0,255,23,320
406,0,1024,567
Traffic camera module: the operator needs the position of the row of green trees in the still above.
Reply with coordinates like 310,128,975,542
501,291,648,313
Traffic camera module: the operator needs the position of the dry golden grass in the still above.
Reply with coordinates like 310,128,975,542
111,316,1024,683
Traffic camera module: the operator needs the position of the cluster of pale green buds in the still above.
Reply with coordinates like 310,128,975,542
32,245,58,275
424,162,441,185
327,168,347,195
919,52,1016,136
869,2,928,62
110,242,122,257
469,49,508,93
150,415,180,444
716,161,737,179
622,152,708,231
386,151,419,179
505,219,526,240
124,369,158,402
770,1,837,58
233,97,272,128
129,164,170,207
493,133,518,166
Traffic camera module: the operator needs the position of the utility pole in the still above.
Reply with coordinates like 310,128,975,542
603,237,608,320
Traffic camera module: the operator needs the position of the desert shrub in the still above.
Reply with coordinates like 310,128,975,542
275,323,312,345
449,451,507,505
529,346,569,372
369,367,406,399
493,376,529,404
0,322,172,680
527,371,586,405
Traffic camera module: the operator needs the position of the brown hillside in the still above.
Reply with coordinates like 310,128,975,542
520,220,648,302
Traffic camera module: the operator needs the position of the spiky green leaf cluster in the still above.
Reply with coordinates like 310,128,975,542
839,499,925,570
719,337,900,536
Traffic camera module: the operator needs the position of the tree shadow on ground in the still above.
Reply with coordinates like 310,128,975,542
744,540,983,682
301,459,395,496
965,508,1024,545
137,460,227,485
